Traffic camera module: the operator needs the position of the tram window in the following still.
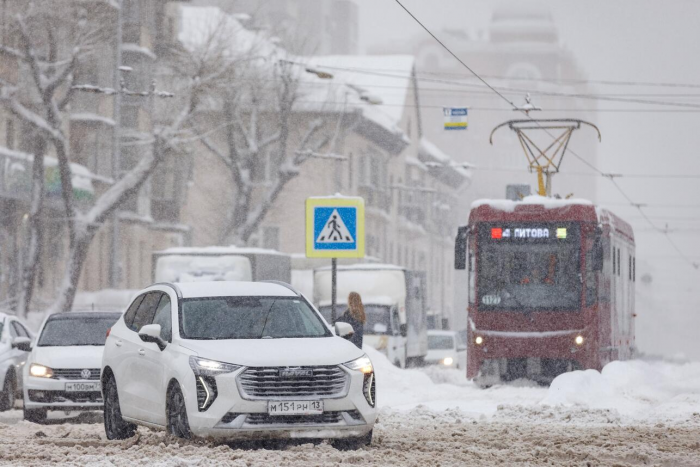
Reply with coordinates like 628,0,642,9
617,249,621,276
628,255,632,281
478,245,581,311
612,247,616,274
585,241,597,307
633,257,636,282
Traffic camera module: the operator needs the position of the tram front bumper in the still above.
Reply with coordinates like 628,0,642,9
467,329,595,380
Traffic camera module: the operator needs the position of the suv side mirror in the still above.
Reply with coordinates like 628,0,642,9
12,336,32,352
399,324,407,338
139,324,166,351
335,322,354,340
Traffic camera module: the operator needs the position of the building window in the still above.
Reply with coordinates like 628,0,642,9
151,154,180,223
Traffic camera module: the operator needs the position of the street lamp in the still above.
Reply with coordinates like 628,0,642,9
423,161,476,170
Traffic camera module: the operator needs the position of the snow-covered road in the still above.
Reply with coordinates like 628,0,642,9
1,349,700,466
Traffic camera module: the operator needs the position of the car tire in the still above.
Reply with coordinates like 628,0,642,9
103,376,136,440
166,384,192,439
23,406,47,423
332,429,373,450
0,372,15,412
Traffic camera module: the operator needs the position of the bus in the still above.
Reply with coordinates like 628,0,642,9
454,197,636,385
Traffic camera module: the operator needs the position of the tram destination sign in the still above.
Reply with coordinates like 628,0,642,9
481,223,578,242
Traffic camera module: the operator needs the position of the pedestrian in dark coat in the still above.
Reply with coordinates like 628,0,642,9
339,292,366,349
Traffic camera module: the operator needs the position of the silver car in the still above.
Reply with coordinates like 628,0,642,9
0,312,33,411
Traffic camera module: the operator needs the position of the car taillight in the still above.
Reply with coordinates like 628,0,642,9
106,328,111,338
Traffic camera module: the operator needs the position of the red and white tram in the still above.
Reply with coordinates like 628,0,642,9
455,198,636,384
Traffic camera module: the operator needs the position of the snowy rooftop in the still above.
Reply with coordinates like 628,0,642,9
472,195,594,213
302,55,414,124
177,5,410,150
154,246,287,256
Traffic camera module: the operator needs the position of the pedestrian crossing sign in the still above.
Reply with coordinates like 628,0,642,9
306,196,365,258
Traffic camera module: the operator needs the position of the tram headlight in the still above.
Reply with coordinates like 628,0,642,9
575,335,584,346
475,336,484,345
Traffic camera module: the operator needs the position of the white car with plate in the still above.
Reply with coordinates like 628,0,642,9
22,312,121,422
100,281,376,448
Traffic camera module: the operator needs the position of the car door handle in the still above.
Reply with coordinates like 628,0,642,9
138,349,146,356
115,340,123,347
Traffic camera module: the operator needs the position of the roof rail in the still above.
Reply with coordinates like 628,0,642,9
151,282,183,299
259,280,300,296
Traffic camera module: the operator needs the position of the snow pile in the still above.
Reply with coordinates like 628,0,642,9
366,346,546,416
471,195,593,212
543,359,700,422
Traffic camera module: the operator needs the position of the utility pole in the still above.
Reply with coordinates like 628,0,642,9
72,0,173,289
110,0,123,288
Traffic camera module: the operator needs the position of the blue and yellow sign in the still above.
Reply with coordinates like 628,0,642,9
443,107,468,130
306,196,365,258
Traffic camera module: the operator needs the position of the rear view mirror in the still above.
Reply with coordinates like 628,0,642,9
454,226,468,270
139,324,166,351
335,322,354,339
12,336,31,352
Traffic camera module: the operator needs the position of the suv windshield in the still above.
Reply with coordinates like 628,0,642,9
180,296,331,339
477,223,582,311
428,335,454,350
318,305,393,335
38,316,119,346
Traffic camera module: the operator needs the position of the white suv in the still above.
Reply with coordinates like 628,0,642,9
101,281,376,448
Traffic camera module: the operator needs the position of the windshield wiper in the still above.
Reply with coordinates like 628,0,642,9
261,335,275,339
258,299,278,339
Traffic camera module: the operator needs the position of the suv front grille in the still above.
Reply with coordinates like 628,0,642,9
52,369,100,381
28,390,102,404
238,366,348,400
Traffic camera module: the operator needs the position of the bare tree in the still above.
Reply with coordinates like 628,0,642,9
1,1,233,314
0,2,110,316
198,55,340,245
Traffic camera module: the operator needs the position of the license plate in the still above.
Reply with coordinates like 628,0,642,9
65,382,100,392
268,400,323,416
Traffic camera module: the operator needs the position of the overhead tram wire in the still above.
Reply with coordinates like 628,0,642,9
393,0,699,271
292,98,700,114
284,62,700,110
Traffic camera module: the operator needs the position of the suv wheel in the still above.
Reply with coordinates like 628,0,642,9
103,376,136,440
332,429,373,450
23,406,47,423
0,372,15,412
166,384,192,439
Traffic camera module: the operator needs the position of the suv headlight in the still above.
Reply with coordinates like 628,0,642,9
189,357,241,412
30,363,53,378
189,356,241,376
343,355,373,374
344,355,375,407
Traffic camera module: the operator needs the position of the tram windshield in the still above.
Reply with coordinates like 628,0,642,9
477,224,581,311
